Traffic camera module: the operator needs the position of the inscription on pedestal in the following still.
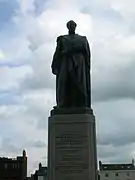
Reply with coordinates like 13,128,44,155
55,133,89,174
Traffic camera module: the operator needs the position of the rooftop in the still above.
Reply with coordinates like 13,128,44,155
99,160,135,171
0,150,27,161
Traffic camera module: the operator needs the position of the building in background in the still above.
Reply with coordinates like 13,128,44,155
0,150,27,180
30,163,47,180
99,159,135,180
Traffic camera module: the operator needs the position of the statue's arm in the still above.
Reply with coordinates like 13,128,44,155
84,37,91,69
51,36,61,75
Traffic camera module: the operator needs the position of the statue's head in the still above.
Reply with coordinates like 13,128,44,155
66,20,77,34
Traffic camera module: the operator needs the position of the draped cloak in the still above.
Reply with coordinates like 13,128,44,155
51,34,91,108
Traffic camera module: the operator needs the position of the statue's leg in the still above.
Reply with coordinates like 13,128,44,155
57,72,68,108
56,76,59,106
70,76,87,108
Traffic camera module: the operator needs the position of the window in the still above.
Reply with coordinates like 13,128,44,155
4,163,7,169
14,163,17,169
38,176,44,180
105,173,109,177
115,172,119,176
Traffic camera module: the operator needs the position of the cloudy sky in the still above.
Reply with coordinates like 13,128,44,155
0,0,135,176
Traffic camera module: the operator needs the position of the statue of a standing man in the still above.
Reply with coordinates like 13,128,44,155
51,20,91,109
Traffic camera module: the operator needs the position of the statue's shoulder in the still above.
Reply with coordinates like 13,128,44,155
79,35,88,40
76,34,87,41
56,35,64,42
57,35,88,43
78,35,86,38
57,35,71,43
83,36,88,40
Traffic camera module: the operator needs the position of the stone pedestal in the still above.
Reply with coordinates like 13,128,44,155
47,108,97,180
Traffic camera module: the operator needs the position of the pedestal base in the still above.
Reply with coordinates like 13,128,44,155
47,109,97,180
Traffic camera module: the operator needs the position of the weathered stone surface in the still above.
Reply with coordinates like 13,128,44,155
47,112,97,180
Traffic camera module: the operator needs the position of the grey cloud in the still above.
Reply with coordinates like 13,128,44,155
42,155,47,161
20,44,55,92
97,122,135,147
92,56,135,103
1,137,23,154
34,0,47,16
97,145,119,159
23,96,53,129
93,99,135,163
21,74,55,91
98,143,134,163
29,140,47,148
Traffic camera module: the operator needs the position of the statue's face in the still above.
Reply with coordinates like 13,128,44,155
69,22,76,32
67,21,76,32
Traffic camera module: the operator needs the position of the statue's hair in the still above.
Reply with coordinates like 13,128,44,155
66,20,77,29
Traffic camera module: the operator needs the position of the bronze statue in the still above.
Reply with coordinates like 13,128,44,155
51,20,91,108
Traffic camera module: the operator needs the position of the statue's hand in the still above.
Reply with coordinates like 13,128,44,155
52,68,58,75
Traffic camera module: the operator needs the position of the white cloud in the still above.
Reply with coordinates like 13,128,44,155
0,50,5,59
0,91,50,174
111,0,135,18
0,65,32,91
20,0,35,14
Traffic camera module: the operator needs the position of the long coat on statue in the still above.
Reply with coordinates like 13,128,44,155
51,34,91,108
